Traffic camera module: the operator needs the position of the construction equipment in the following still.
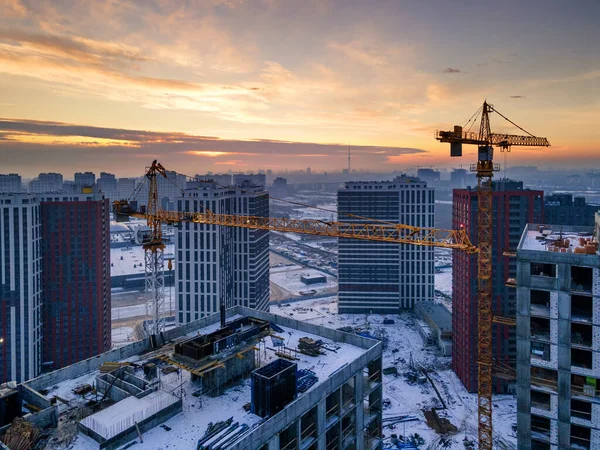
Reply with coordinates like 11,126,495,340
436,100,550,449
114,165,476,334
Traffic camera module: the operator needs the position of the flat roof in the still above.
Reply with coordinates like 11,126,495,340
518,224,596,254
417,301,452,333
29,307,377,450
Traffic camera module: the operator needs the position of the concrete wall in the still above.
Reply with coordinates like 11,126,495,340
517,224,600,449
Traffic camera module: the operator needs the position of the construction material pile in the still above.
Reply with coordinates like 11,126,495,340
297,337,324,356
0,418,41,450
296,369,318,393
197,418,249,450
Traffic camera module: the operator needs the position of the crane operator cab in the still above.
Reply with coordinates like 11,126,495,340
113,200,139,222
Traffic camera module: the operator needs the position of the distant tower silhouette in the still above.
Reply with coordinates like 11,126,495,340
347,146,351,173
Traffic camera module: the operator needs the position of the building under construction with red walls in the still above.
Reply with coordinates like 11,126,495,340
452,179,543,393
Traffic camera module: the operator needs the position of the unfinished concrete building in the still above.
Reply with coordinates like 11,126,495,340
5,307,382,450
516,224,600,450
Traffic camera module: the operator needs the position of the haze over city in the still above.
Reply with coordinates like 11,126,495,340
1,0,599,177
2,2,600,450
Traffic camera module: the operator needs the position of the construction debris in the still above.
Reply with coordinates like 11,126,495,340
297,337,324,356
72,384,93,396
0,418,41,450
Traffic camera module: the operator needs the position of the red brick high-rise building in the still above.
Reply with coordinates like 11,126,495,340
40,189,111,370
452,179,543,393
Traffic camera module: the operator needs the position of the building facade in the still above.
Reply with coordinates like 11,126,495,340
516,223,600,450
97,172,118,202
175,181,269,324
74,172,96,186
39,190,111,370
29,173,63,193
452,179,543,393
0,174,22,193
544,193,599,227
117,178,136,201
0,194,42,383
337,176,434,313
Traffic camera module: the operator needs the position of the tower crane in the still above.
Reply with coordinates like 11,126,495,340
114,161,477,333
436,100,550,450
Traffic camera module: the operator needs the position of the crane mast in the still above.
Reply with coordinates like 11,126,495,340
436,100,550,450
141,160,168,335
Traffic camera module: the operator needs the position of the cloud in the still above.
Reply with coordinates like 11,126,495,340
442,68,462,74
185,150,259,157
0,0,26,17
0,118,429,176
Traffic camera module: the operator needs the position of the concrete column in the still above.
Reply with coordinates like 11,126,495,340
556,263,571,450
267,434,279,450
317,398,326,450
516,257,532,450
355,372,364,450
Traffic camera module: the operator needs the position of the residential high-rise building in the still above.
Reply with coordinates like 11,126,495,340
417,168,441,185
516,222,600,450
452,179,543,393
97,172,118,201
117,177,136,200
271,177,288,197
0,194,42,383
337,175,435,313
450,168,468,189
544,193,599,226
39,189,111,370
175,180,269,324
232,179,270,313
29,173,63,193
0,174,22,193
74,172,96,186
232,173,266,188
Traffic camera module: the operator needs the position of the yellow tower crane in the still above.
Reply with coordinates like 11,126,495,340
435,100,550,450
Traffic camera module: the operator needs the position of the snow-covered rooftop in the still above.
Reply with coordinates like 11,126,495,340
519,224,596,254
33,308,373,450
111,244,175,276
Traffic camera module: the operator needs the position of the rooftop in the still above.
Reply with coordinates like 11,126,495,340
518,223,597,255
416,301,452,334
22,307,379,450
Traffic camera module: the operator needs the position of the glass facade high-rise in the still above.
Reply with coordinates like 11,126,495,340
0,193,42,383
337,175,435,313
175,180,269,323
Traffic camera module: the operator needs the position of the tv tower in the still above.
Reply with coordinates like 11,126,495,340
347,145,351,173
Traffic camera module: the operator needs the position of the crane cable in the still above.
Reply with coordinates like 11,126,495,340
489,105,536,137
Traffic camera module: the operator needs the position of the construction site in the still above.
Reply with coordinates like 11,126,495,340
0,307,382,450
0,100,559,450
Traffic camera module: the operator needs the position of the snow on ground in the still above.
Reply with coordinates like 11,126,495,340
270,267,336,294
111,326,135,347
435,269,452,297
271,297,517,450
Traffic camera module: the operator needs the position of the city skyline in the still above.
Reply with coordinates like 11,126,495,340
1,0,599,176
